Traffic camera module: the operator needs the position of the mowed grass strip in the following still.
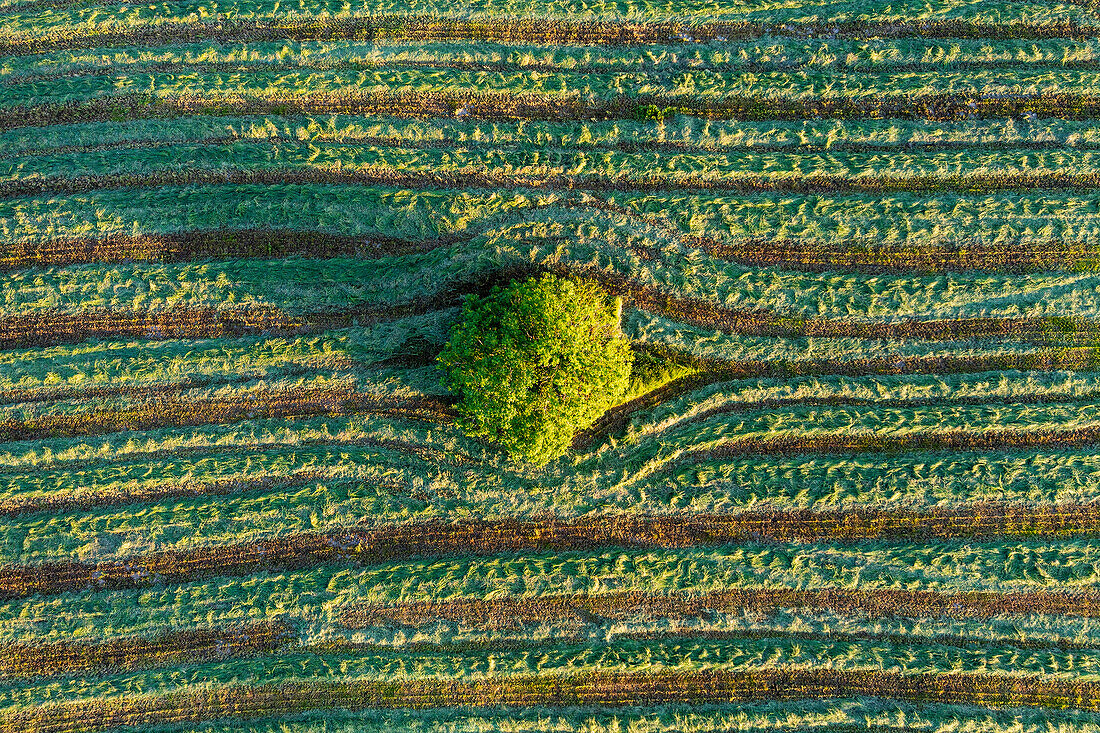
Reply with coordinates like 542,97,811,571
0,620,291,679
5,668,1100,732
12,166,1100,201
343,587,1100,629
11,91,1100,132
0,386,455,442
3,17,1095,56
4,504,1100,601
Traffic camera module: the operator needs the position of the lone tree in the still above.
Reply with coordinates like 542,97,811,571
438,272,634,466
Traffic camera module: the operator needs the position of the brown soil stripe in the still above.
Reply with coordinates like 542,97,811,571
0,621,291,679
345,588,1100,629
2,503,1100,602
10,167,1100,201
0,388,456,442
11,228,1100,276
5,668,1100,732
7,91,1100,132
2,18,1093,56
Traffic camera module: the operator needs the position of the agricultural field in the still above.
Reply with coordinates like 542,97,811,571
7,0,1100,729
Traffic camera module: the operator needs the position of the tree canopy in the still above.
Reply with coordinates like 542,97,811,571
437,273,634,466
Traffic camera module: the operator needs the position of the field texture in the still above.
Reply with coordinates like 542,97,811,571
6,0,1100,729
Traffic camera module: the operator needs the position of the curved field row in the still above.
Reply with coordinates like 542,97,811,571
3,503,1100,601
5,668,1100,733
4,18,1098,57
5,256,1100,350
572,362,1100,450
344,587,1100,628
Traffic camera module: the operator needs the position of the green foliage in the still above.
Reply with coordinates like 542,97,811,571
633,104,678,122
437,273,633,465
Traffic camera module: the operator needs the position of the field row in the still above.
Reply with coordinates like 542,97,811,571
10,183,1100,254
19,92,1100,137
6,0,1091,27
10,428,1100,532
6,504,1100,601
349,586,1100,629
7,540,1100,650
0,380,454,441
8,631,1100,715
19,69,1100,116
23,143,1100,198
70,701,1100,733
5,222,1100,330
5,668,1100,733
9,16,1100,56
17,115,1100,160
16,37,1100,83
